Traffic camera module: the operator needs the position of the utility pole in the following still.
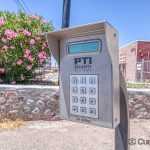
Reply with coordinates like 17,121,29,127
62,0,71,28
57,0,71,85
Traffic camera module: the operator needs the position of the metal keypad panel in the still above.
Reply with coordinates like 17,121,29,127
70,75,98,118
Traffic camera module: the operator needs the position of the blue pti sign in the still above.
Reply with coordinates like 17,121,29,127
74,57,92,65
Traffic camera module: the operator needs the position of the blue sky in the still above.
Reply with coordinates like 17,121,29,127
0,0,150,46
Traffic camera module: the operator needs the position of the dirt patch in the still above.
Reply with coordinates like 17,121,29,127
0,119,24,130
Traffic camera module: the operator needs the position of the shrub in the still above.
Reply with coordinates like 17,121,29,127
0,12,53,84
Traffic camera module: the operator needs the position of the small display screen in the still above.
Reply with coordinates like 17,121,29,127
68,40,101,54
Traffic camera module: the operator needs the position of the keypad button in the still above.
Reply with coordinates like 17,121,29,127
89,108,96,115
80,97,86,104
89,87,96,95
89,77,96,84
80,87,86,94
80,107,87,114
80,76,86,84
89,98,96,105
72,87,78,94
72,77,78,84
72,106,78,113
72,96,78,103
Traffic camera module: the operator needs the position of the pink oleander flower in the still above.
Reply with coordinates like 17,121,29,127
25,49,31,54
23,29,31,36
0,68,5,74
30,39,35,45
42,42,48,49
2,45,8,51
28,55,34,62
38,51,47,59
24,49,34,62
30,15,40,20
38,51,47,63
39,58,45,64
17,59,23,65
24,54,28,58
4,29,17,40
24,49,31,58
0,18,5,26
26,65,32,71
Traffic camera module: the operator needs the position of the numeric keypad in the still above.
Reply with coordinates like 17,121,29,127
70,75,98,118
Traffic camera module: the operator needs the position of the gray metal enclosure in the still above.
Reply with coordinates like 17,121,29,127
46,21,120,128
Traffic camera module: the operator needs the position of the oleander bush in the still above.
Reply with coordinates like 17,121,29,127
0,12,53,84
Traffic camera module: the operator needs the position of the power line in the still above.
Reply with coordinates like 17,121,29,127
20,0,31,14
13,0,26,13
13,0,31,14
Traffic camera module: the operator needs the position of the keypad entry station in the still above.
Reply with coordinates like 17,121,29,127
46,21,120,128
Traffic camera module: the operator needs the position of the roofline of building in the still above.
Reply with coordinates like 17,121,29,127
120,40,150,49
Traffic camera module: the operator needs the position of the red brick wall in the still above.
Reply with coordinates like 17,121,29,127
137,41,150,61
120,41,150,81
137,41,150,80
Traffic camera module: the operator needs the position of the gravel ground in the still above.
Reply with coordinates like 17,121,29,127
0,119,150,150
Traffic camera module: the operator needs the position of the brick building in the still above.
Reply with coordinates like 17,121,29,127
119,41,150,82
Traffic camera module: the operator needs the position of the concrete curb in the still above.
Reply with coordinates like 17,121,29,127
127,88,150,95
0,84,59,90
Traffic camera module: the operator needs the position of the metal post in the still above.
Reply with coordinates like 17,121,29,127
140,59,144,82
62,0,71,28
59,0,71,85
115,72,129,150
